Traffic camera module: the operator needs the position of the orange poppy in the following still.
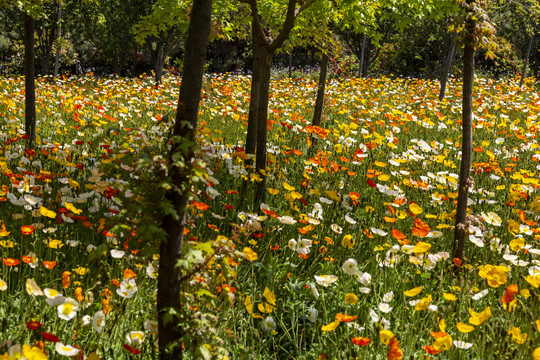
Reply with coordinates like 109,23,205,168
3,258,20,266
21,225,35,235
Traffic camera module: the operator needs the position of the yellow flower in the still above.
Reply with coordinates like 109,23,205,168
268,188,279,195
409,203,423,215
413,241,431,254
414,295,432,311
443,293,457,301
341,234,355,249
533,347,540,360
379,329,394,345
243,247,258,262
468,307,491,326
525,275,540,288
509,237,525,251
403,286,422,297
72,266,89,275
283,182,295,191
433,333,452,351
47,239,64,249
263,287,276,306
344,293,358,305
244,296,252,314
321,319,340,332
456,322,475,333
508,327,527,344
40,206,57,219
478,265,509,287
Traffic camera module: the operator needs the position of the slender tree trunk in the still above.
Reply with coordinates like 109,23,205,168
439,35,457,101
24,14,36,148
155,40,164,85
453,11,475,263
157,0,213,359
245,47,265,157
359,33,366,77
312,52,328,127
520,26,535,89
254,54,272,206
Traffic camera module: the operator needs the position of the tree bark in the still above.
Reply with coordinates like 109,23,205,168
358,33,366,77
157,0,213,359
453,3,475,264
520,26,535,89
439,35,457,101
288,49,293,78
312,52,328,127
53,0,62,78
24,14,36,148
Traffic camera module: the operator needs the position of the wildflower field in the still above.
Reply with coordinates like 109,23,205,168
1,72,540,359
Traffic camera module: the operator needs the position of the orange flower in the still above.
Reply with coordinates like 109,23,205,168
75,287,84,302
423,345,442,355
387,337,403,360
191,201,210,210
502,284,518,304
124,269,137,279
21,225,35,235
3,258,20,266
62,271,71,288
351,337,371,346
42,261,57,269
412,218,430,237
335,313,357,322
102,289,113,314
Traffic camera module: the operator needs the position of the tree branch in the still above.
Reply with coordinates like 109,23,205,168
269,0,315,53
250,1,267,44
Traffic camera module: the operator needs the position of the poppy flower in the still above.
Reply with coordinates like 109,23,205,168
21,225,35,235
351,337,371,346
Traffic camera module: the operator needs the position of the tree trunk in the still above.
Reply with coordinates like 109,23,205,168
254,53,272,206
312,52,328,127
520,26,535,89
453,11,475,264
24,14,36,148
439,35,457,101
155,40,165,85
358,33,366,77
157,0,213,359
53,0,62,78
244,46,265,157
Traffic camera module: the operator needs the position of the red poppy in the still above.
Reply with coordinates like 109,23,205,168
26,321,43,330
367,179,376,188
3,258,20,266
21,225,35,235
42,331,60,342
351,336,371,346
123,344,141,355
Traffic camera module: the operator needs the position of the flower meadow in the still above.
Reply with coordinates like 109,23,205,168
1,72,540,359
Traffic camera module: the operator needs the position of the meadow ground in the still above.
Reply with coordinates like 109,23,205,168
1,72,540,359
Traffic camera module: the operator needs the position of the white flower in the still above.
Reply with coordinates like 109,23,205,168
472,289,488,300
342,258,359,276
55,342,81,356
314,275,338,287
288,239,297,251
82,315,92,326
44,288,65,306
330,223,342,234
380,317,391,329
262,316,277,332
57,298,80,321
117,278,138,298
296,239,312,255
344,214,357,225
24,252,39,268
126,331,145,347
369,308,379,323
401,245,414,254
382,291,394,302
310,283,320,299
356,272,371,286
529,266,540,276
146,264,158,278
278,215,297,225
92,311,106,333
144,319,158,334
0,277,6,291
307,308,318,323
378,303,393,313
25,278,44,296
469,235,484,247
110,249,125,258
453,340,473,349
358,287,371,294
